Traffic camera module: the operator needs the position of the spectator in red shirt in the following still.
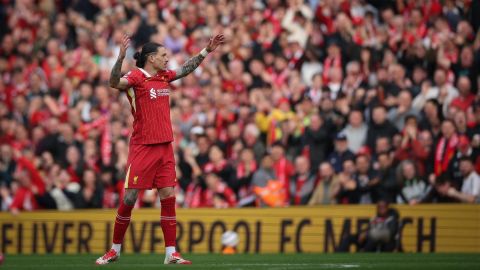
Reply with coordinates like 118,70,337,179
395,116,432,176
204,172,237,208
9,157,45,213
450,76,475,112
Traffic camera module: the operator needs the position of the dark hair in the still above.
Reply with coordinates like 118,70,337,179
197,134,208,140
271,141,285,149
425,98,444,121
459,156,474,163
348,109,364,120
133,42,163,68
405,114,418,123
442,118,456,128
372,104,387,112
376,135,391,143
435,173,451,186
377,150,393,160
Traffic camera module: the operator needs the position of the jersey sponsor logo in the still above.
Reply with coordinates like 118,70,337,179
150,88,170,99
134,176,139,184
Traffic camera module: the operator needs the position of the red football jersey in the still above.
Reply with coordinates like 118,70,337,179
122,68,176,145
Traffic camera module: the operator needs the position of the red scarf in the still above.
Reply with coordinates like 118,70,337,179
16,157,45,195
203,182,236,208
267,118,278,146
185,183,203,208
294,175,307,205
10,187,38,211
78,115,108,139
101,121,112,166
237,161,257,179
273,158,293,202
203,160,227,174
322,56,342,83
435,135,458,176
67,165,80,183
236,161,257,200
102,186,118,208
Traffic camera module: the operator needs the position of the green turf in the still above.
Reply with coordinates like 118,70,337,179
2,253,479,270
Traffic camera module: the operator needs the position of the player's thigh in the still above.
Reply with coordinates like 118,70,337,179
154,143,177,189
125,144,159,189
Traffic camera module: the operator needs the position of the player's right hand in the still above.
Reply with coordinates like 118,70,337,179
119,34,130,59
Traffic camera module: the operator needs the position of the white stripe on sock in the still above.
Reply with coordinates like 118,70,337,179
116,215,131,220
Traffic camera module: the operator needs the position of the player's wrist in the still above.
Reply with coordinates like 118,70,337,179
201,48,209,56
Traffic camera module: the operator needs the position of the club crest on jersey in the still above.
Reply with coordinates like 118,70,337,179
149,88,170,99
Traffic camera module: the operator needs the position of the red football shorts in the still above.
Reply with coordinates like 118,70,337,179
124,142,176,189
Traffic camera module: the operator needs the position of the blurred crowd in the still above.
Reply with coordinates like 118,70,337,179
1,0,480,212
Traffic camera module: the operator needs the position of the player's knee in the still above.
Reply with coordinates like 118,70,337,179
123,197,136,206
158,186,175,200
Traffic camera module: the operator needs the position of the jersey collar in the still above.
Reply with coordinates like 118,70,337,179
138,68,152,78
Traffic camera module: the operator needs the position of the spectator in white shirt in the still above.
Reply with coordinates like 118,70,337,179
341,110,368,153
443,157,480,203
412,69,458,116
459,156,480,197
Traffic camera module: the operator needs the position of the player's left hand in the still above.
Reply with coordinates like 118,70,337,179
206,34,225,53
119,34,130,59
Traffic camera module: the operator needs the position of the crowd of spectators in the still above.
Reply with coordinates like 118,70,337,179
1,0,480,212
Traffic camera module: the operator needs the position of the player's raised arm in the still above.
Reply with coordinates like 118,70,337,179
172,34,225,81
109,35,130,90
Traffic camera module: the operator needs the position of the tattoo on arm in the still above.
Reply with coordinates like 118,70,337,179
173,54,206,80
109,57,124,88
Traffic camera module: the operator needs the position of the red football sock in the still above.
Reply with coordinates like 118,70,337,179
160,196,177,247
113,201,134,244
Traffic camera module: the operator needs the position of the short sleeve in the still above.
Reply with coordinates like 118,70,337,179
166,70,177,82
122,70,142,88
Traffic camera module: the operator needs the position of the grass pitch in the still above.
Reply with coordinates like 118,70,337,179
2,253,479,270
